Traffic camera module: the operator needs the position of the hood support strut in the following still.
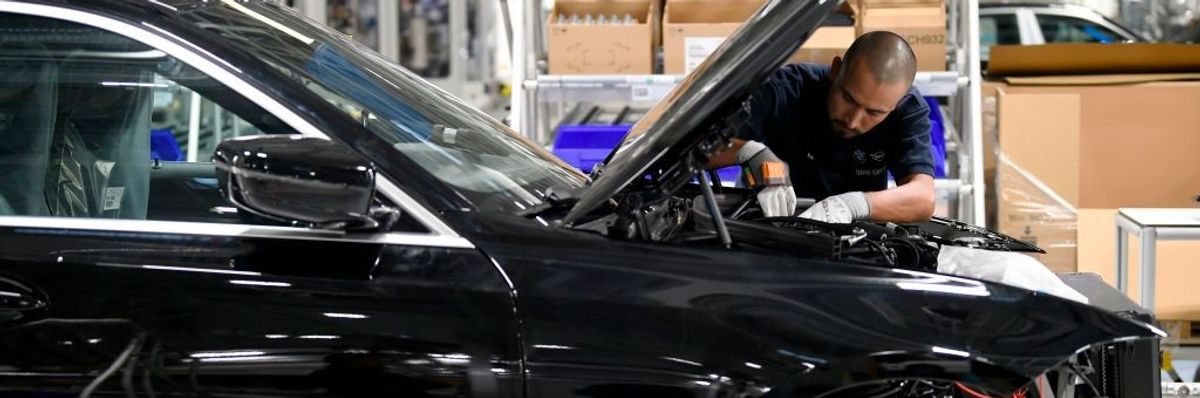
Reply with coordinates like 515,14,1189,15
697,163,732,249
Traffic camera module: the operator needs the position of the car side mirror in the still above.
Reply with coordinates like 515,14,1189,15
213,135,395,230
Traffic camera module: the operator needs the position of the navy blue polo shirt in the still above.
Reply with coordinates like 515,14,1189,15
737,63,934,200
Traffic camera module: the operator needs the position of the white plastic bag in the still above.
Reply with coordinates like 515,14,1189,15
937,246,1089,304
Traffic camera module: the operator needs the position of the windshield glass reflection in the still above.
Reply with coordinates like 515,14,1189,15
180,2,587,213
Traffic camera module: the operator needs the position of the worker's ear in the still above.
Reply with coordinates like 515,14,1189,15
830,56,843,81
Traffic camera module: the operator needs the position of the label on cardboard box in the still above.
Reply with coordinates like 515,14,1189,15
684,37,726,74
997,155,1079,273
858,6,948,71
630,83,673,102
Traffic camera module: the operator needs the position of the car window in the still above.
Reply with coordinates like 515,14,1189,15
174,3,587,214
0,12,312,226
1037,14,1120,43
980,14,1021,59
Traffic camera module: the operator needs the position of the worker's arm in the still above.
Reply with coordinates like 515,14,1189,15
707,139,748,169
709,66,792,169
865,173,935,223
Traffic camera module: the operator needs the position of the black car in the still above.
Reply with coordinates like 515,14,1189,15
0,0,1164,397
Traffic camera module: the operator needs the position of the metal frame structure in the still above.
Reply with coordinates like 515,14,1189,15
1115,208,1200,310
510,0,987,226
292,0,497,106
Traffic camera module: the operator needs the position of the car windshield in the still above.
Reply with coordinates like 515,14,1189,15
176,1,587,213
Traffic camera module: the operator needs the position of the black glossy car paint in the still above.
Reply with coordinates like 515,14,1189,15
0,1,1159,397
457,211,1153,397
0,224,522,397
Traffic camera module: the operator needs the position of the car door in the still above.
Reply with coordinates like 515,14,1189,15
0,4,519,397
979,9,1024,64
1032,10,1138,44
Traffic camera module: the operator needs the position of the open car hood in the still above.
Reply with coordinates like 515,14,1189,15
562,0,841,225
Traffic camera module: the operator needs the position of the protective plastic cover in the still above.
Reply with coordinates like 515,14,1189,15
996,153,1078,273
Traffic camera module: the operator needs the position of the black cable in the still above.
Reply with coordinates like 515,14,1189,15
863,385,903,398
863,240,895,266
81,332,145,398
142,342,158,398
120,335,144,398
884,238,927,270
147,342,183,390
189,356,201,392
1068,362,1104,397
729,194,755,219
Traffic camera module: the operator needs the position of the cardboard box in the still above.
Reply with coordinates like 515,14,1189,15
788,26,856,65
988,46,1200,312
857,5,947,71
996,81,1200,209
1076,209,1200,319
662,0,759,74
992,77,1200,274
548,1,655,74
981,80,1004,228
989,43,1200,77
663,0,857,74
856,0,943,9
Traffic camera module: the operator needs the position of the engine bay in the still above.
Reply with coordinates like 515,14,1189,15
563,94,1042,273
575,185,1041,272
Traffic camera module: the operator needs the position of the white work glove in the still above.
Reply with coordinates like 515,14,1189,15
798,191,871,223
737,140,796,217
757,185,797,218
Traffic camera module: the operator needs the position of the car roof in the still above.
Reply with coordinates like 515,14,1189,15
14,0,269,15
981,3,1105,12
978,2,1143,41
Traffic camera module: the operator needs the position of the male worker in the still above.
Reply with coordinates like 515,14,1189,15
710,31,935,223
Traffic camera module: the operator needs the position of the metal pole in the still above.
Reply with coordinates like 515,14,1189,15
1139,228,1157,310
187,92,202,163
1116,219,1128,293
450,0,469,88
212,105,223,151
379,0,400,62
698,172,732,249
965,0,986,227
496,0,514,64
300,0,326,24
510,0,528,136
1148,0,1161,41
528,0,546,66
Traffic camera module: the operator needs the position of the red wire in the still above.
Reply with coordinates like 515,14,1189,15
954,382,1030,398
955,382,1000,398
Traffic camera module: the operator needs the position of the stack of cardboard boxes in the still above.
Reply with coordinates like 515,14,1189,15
856,0,947,71
548,0,948,75
660,0,858,74
986,43,1200,319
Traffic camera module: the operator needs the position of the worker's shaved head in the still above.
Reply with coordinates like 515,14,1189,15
825,31,918,139
840,31,918,87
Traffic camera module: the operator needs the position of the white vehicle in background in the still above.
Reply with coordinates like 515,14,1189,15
980,3,1143,65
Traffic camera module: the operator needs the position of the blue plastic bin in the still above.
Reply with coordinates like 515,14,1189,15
551,125,631,173
924,96,947,178
150,127,184,161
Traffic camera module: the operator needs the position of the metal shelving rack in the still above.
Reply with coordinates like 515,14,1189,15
509,0,986,226
291,0,500,109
